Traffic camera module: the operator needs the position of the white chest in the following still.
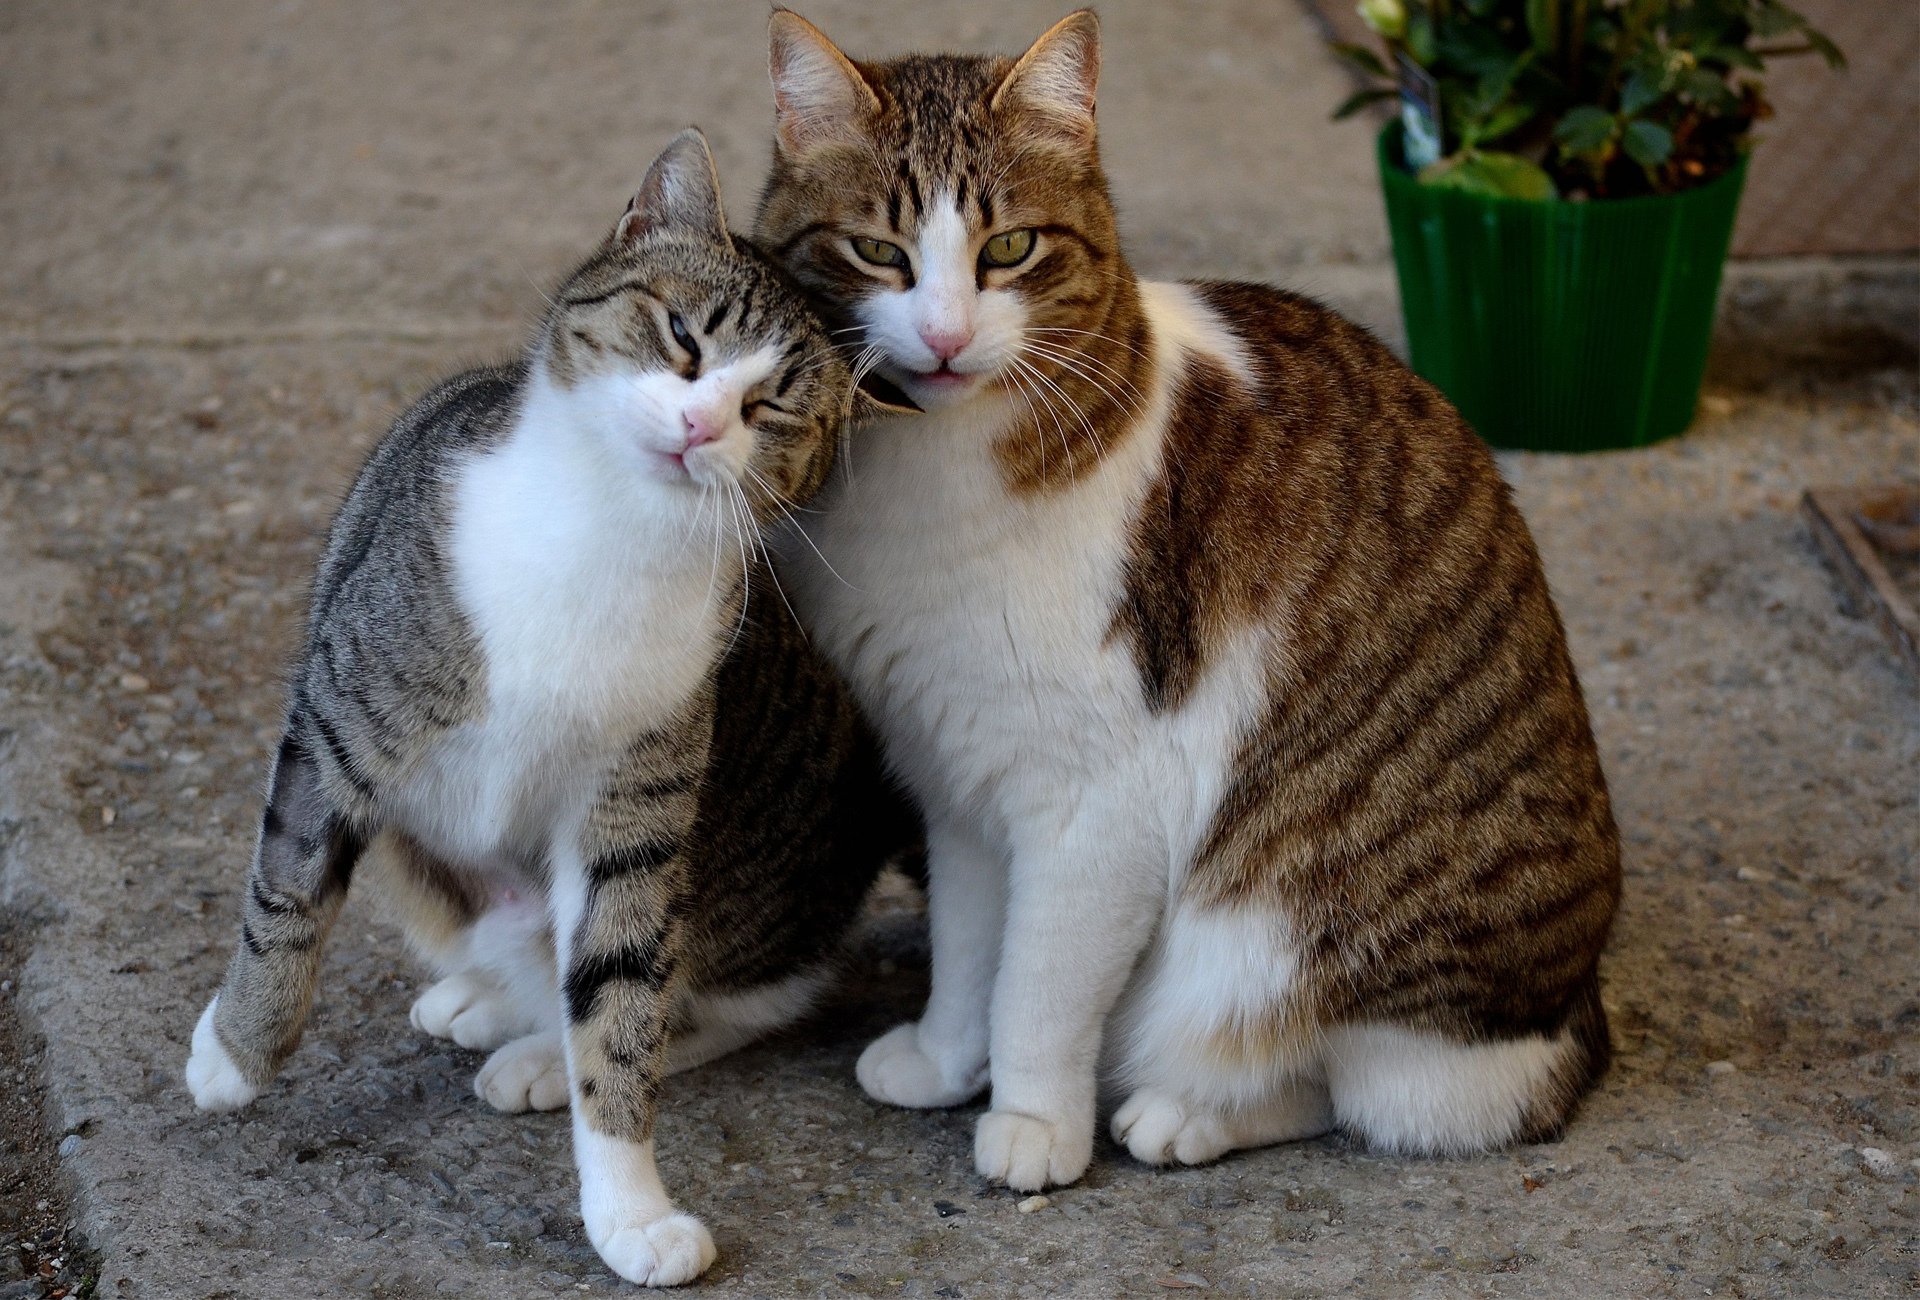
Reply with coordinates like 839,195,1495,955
781,283,1270,867
785,395,1160,831
390,425,720,869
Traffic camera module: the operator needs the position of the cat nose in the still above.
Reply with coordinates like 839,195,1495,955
919,324,974,362
681,408,724,449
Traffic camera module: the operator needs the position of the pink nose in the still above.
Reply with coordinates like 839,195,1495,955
919,325,973,362
681,409,723,450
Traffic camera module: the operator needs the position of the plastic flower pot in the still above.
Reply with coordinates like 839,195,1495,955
1378,124,1748,452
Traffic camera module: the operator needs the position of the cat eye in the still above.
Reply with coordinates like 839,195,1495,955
981,229,1036,268
741,399,787,422
851,237,909,270
667,311,699,363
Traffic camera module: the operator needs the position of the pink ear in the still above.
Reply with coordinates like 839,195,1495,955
769,9,880,157
991,9,1101,147
615,127,732,249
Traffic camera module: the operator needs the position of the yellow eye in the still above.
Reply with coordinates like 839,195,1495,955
851,237,908,269
981,229,1035,268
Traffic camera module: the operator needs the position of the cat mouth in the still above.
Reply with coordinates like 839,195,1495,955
908,363,983,392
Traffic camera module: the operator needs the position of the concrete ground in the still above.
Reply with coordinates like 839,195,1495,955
2,1,1916,1297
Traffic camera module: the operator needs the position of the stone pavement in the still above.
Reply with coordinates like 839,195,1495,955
1,2,1915,1297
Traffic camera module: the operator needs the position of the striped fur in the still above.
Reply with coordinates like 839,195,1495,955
755,12,1621,1191
186,131,917,1287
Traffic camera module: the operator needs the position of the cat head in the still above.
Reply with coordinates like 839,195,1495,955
755,9,1124,414
540,128,915,522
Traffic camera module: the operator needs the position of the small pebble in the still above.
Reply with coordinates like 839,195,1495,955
1016,1195,1050,1214
100,807,116,826
118,672,150,692
1705,1060,1737,1076
1735,867,1772,883
58,1134,82,1159
1857,1147,1900,1178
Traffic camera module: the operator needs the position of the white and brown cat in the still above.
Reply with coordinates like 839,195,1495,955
755,9,1621,1192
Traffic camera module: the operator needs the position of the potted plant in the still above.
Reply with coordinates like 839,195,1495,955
1332,1,1844,451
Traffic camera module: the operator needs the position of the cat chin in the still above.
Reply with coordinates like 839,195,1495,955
894,369,992,410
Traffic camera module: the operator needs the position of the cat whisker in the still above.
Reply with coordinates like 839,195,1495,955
744,464,862,593
1018,333,1149,397
1010,352,1104,465
998,355,1052,480
717,480,757,657
1005,354,1078,478
1026,325,1155,363
1020,340,1147,415
732,477,806,641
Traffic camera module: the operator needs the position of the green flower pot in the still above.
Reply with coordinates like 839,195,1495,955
1378,125,1747,452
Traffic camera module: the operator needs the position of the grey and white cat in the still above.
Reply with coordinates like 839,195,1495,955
183,129,917,1287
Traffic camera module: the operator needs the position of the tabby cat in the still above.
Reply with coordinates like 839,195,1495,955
755,10,1621,1192
183,129,917,1286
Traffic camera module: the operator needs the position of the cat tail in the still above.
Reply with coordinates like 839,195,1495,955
1516,973,1612,1143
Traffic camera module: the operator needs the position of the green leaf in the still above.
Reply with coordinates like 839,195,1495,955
1621,119,1674,168
1710,44,1765,73
1471,102,1536,146
1524,0,1560,55
1804,28,1847,69
1333,87,1399,120
1330,42,1390,79
1553,105,1618,154
1678,67,1739,111
1405,10,1437,65
1750,2,1802,39
1419,150,1558,201
1621,67,1667,115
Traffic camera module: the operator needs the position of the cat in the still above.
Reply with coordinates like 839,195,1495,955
753,9,1622,1193
182,128,919,1286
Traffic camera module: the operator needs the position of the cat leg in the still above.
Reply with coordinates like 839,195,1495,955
973,800,1162,1192
551,835,714,1287
186,725,365,1110
476,970,828,1114
856,815,1002,1109
1112,1078,1333,1167
1322,982,1610,1155
354,830,485,974
409,890,556,1051
666,970,829,1075
476,1029,570,1113
1108,901,1332,1167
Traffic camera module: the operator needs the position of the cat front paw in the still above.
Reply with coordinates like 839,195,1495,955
476,1031,570,1113
184,997,261,1112
588,1210,716,1288
1111,1089,1232,1166
409,973,537,1051
855,1023,987,1109
974,1108,1092,1191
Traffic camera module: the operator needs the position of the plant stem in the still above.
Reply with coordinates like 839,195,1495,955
1567,0,1589,94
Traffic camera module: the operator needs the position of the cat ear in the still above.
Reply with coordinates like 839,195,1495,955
769,9,880,158
849,371,921,424
615,127,733,251
990,9,1101,147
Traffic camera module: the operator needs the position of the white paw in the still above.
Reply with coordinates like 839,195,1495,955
974,1109,1092,1191
1112,1089,1233,1166
590,1211,716,1287
409,973,534,1051
476,1032,570,1114
855,1023,986,1110
185,997,261,1112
